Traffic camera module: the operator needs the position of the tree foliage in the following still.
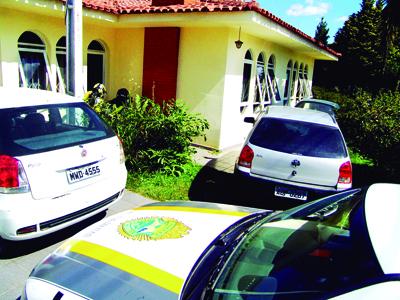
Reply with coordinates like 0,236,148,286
314,17,330,46
314,0,400,92
313,86,400,173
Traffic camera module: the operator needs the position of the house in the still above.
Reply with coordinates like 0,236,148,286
0,0,339,150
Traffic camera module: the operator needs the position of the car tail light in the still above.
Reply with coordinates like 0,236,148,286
238,145,254,169
0,155,30,194
117,136,126,164
337,161,352,190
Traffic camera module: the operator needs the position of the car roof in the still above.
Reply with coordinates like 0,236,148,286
263,105,338,127
0,88,82,109
296,98,340,110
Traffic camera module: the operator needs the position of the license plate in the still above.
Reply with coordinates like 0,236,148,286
274,186,308,201
67,164,101,184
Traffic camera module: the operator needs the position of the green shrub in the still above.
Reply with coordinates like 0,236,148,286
313,86,400,173
90,95,209,175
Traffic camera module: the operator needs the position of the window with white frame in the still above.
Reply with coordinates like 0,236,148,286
303,65,312,98
254,53,266,112
56,36,66,93
297,63,304,101
266,55,281,104
18,31,52,90
87,40,105,91
240,50,253,113
290,62,299,105
283,60,293,102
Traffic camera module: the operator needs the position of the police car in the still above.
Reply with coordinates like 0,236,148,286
0,88,127,248
22,184,400,299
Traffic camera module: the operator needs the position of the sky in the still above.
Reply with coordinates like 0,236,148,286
257,0,362,43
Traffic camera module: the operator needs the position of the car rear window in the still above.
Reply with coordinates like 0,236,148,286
0,103,114,156
249,117,347,158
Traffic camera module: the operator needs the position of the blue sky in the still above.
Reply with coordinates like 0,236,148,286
258,0,362,43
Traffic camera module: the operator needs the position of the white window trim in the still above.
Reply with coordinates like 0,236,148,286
18,45,54,90
254,59,266,113
240,55,253,114
265,57,280,104
284,61,293,102
56,47,66,93
87,48,105,89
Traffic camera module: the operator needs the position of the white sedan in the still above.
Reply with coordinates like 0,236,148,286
22,183,400,299
0,88,127,249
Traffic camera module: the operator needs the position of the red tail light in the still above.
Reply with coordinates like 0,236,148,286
337,161,352,189
238,145,254,168
0,155,19,188
0,155,30,193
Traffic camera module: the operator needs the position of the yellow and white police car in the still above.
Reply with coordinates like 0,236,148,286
22,184,400,299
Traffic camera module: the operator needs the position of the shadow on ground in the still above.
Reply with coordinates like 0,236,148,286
352,164,399,187
189,161,400,211
0,211,106,259
189,165,303,211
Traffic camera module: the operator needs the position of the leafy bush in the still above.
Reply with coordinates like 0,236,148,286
313,86,400,173
89,95,209,175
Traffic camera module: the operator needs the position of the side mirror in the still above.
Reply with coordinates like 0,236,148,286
244,117,255,124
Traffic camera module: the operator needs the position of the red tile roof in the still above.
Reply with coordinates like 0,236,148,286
60,0,340,57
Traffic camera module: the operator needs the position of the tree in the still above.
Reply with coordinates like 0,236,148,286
313,0,400,92
381,0,400,75
330,0,385,90
314,17,330,46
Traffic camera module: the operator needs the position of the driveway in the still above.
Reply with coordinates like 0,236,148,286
0,191,155,300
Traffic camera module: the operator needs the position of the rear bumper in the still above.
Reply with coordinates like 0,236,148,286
0,176,126,241
235,167,342,201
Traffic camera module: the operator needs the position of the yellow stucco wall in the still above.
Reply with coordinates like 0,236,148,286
177,27,229,149
0,7,144,99
187,28,317,150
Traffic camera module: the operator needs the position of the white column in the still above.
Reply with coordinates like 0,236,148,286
66,0,83,97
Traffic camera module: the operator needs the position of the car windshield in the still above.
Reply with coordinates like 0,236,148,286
210,190,382,299
0,103,114,156
249,117,347,158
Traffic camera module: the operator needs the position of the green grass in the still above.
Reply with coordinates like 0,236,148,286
349,148,374,166
126,163,202,201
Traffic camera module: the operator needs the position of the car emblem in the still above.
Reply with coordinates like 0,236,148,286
291,159,301,167
81,149,87,157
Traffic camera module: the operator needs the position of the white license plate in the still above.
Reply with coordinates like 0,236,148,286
67,164,101,184
274,186,308,201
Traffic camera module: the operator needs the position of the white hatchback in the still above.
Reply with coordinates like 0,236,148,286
236,106,352,201
0,88,127,243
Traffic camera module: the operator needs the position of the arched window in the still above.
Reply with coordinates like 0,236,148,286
87,40,105,91
240,50,253,113
56,36,66,93
266,55,281,103
297,63,304,101
283,60,293,101
18,31,52,90
290,62,299,105
254,53,266,112
303,65,312,98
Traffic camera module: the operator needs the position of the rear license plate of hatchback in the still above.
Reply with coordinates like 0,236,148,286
274,186,308,201
67,164,101,184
